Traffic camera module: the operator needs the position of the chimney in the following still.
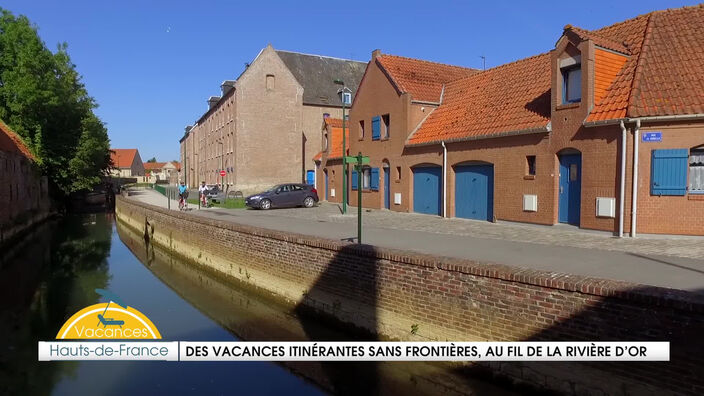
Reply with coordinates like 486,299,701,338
221,80,236,96
372,49,382,59
208,96,221,110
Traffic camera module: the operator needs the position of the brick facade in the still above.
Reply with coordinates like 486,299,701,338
0,123,52,246
116,196,704,395
342,19,704,236
180,46,365,195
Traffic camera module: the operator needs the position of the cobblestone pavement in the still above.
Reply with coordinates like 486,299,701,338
128,189,704,293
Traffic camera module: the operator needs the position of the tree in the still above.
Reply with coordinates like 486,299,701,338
146,157,157,163
0,8,110,195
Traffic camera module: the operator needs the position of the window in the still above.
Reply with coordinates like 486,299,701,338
323,132,329,151
266,74,275,91
690,148,704,193
651,149,688,196
362,167,372,190
382,114,390,139
372,116,381,140
526,155,536,176
396,166,401,181
370,167,379,190
562,65,581,104
359,120,365,139
342,92,352,105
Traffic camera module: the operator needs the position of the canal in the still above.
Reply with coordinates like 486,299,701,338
0,213,518,396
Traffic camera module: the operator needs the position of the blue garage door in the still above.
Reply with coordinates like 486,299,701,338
413,166,442,215
455,165,494,221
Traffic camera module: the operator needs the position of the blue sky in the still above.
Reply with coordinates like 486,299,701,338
2,0,697,161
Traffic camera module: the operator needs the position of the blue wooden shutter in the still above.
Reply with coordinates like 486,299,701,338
651,149,688,196
351,170,358,190
370,168,379,190
372,116,381,140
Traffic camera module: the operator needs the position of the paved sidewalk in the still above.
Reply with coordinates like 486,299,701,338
128,189,704,294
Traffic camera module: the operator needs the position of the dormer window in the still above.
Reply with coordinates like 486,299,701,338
559,54,582,104
562,65,582,103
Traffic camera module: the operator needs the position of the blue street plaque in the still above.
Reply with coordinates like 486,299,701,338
642,132,662,142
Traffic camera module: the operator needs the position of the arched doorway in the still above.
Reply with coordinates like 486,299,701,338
558,149,582,225
382,160,390,209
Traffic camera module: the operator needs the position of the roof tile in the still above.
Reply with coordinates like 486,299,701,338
408,53,551,145
376,55,479,103
0,119,34,160
111,149,138,168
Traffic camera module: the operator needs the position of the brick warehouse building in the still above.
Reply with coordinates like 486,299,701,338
180,45,366,193
348,5,704,236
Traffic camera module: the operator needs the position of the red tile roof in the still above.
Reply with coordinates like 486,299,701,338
408,53,552,145
594,49,629,107
628,5,704,117
409,4,704,143
587,5,704,121
376,55,479,103
110,149,138,168
564,25,631,55
324,117,344,128
0,119,35,160
144,162,167,170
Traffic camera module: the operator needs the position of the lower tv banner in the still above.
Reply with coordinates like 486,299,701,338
39,341,669,362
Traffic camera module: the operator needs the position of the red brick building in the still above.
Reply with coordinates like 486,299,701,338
348,5,704,236
314,117,349,202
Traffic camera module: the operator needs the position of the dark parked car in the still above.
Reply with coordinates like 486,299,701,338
245,184,319,210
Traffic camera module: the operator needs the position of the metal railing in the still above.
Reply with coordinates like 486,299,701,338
149,183,244,210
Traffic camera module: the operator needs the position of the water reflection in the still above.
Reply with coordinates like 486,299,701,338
1,214,516,396
0,214,111,396
116,219,516,396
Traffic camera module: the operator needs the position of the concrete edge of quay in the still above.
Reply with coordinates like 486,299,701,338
115,195,704,395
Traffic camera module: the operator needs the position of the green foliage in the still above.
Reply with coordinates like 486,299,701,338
0,8,110,195
146,157,157,163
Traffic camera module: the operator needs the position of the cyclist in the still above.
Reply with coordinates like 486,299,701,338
199,181,209,207
178,181,189,210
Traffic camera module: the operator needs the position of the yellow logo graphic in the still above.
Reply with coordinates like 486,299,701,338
56,289,161,340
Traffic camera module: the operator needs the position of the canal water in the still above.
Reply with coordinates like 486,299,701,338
0,214,518,396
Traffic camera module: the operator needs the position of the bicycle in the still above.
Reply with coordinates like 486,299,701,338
200,192,209,208
178,192,188,211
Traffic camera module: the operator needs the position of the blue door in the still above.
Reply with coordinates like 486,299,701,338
559,154,581,225
306,170,315,185
413,166,442,215
384,167,390,209
455,165,494,221
324,171,328,200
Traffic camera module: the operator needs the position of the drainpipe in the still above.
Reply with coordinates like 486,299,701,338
630,119,641,237
618,120,627,238
441,141,447,218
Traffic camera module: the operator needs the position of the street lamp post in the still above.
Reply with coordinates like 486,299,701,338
334,79,350,214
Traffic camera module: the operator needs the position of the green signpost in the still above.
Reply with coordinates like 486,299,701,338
345,152,369,244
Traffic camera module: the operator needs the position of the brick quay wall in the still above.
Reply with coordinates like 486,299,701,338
116,195,704,395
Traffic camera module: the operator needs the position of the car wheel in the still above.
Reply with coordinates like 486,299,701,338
260,199,271,210
303,196,315,208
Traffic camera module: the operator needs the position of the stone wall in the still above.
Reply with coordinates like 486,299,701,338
116,195,704,395
0,150,52,246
